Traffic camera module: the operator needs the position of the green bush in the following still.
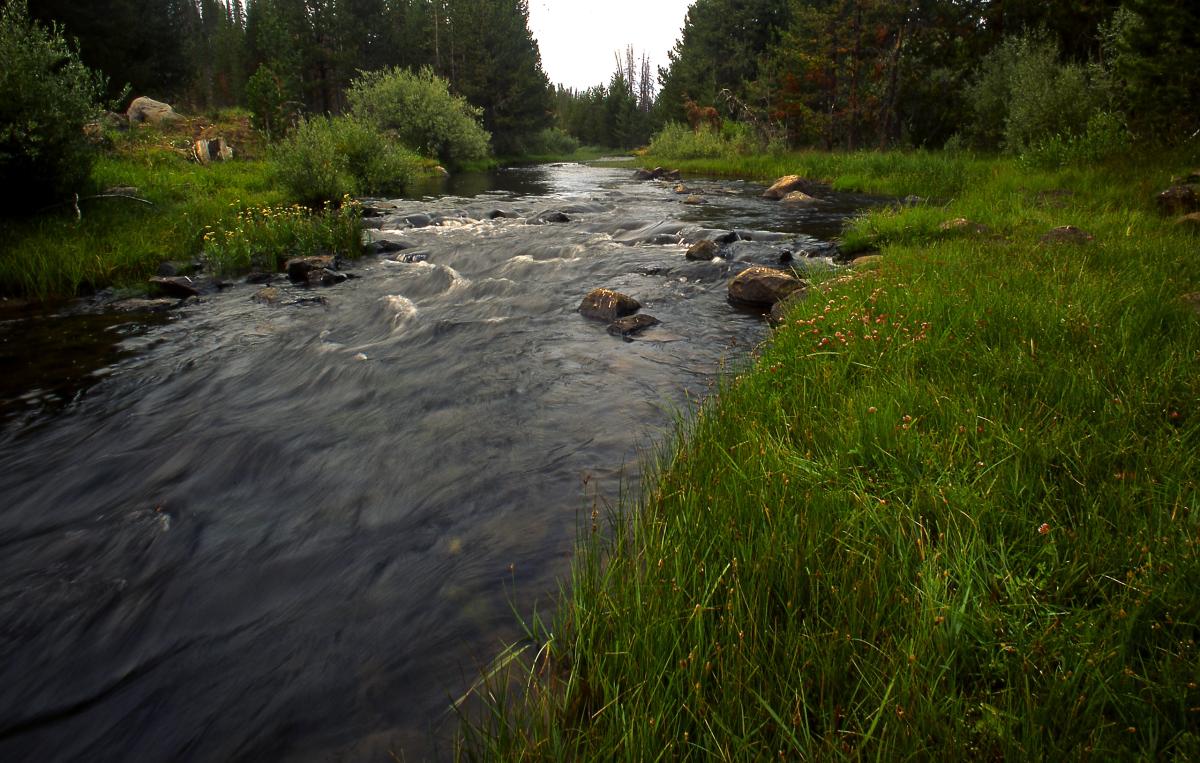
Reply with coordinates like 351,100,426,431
528,127,580,156
966,32,1114,154
202,200,362,276
0,0,106,213
1020,111,1130,169
347,66,491,168
271,116,422,205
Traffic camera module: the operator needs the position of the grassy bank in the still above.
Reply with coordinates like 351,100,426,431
463,149,1200,759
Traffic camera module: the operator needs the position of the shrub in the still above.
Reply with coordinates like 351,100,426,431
0,0,106,213
1020,111,1130,169
271,116,423,205
965,32,1115,154
646,123,727,160
347,66,491,168
528,127,580,156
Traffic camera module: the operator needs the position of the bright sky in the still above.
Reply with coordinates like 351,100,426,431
527,0,694,92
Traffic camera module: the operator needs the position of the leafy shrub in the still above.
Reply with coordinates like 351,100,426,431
528,127,580,156
347,66,491,168
646,123,727,160
965,32,1116,154
271,116,423,205
202,200,362,276
0,0,106,212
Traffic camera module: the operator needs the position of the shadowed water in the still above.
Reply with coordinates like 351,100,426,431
0,164,877,761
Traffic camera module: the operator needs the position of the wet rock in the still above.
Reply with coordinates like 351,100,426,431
1177,212,1200,232
716,230,742,245
253,287,280,304
662,169,682,182
405,213,435,228
683,195,706,205
607,314,661,338
686,240,721,261
486,209,516,219
110,297,178,313
1157,185,1199,216
361,218,385,230
245,271,275,285
149,276,201,299
579,288,641,321
126,96,181,127
307,269,348,287
285,255,336,282
781,191,817,204
768,290,809,326
728,266,807,307
530,210,571,224
1039,226,1094,245
763,175,817,200
396,252,429,263
778,249,794,264
368,239,409,255
634,168,657,181
634,167,680,182
674,184,689,194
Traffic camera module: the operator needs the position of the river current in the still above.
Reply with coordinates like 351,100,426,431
0,163,874,760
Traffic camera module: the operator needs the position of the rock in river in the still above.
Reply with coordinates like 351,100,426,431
762,175,817,200
728,266,807,307
607,314,660,338
149,276,201,299
686,240,721,261
579,288,641,321
286,255,336,282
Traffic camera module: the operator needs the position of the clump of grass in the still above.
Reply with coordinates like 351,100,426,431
202,198,363,276
462,150,1200,759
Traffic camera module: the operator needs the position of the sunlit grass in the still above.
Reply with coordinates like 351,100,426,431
461,148,1200,760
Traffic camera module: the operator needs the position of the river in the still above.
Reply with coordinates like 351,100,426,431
0,163,875,760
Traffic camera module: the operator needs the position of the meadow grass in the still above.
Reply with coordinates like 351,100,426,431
461,148,1200,759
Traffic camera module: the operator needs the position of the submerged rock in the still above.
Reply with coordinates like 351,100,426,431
686,240,721,261
253,287,280,305
529,210,571,224
728,266,807,307
579,288,641,321
683,195,706,205
368,238,410,255
607,314,660,338
307,268,348,287
110,297,178,313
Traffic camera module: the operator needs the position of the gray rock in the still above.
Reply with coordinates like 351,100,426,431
126,97,181,126
405,213,435,228
762,175,817,200
579,288,641,321
530,210,571,224
728,266,807,307
683,195,706,205
245,271,275,285
307,268,348,287
369,239,409,255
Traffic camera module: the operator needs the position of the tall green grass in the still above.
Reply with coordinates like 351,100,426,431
462,150,1200,759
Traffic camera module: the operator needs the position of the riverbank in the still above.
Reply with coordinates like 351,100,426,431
464,150,1200,759
0,113,447,302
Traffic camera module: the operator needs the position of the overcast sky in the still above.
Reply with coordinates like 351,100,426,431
526,0,694,92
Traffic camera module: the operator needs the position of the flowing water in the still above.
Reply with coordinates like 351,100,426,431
0,163,877,761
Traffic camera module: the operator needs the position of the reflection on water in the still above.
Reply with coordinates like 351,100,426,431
0,164,877,761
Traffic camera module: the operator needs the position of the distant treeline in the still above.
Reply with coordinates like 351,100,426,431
31,0,554,154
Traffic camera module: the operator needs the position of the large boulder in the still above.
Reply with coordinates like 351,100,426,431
728,267,807,307
579,288,641,321
763,175,817,200
126,97,181,127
